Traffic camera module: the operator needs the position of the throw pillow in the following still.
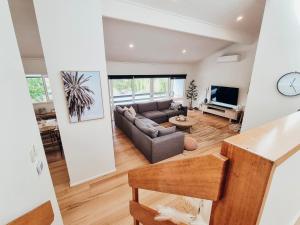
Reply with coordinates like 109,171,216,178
157,126,176,137
170,102,181,110
128,106,137,117
135,119,159,138
116,106,126,114
124,110,135,123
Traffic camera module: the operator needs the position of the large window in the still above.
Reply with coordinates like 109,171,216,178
109,75,186,106
26,75,53,103
134,78,151,102
111,79,133,104
172,78,185,99
153,78,169,99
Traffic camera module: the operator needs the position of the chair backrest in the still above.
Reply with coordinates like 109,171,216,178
8,201,54,225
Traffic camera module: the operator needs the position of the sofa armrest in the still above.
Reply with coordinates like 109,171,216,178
151,132,184,163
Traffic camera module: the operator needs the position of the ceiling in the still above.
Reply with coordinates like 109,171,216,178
9,0,44,58
103,17,231,63
8,0,265,64
119,0,266,36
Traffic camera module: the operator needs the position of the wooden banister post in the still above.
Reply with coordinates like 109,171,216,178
132,188,139,225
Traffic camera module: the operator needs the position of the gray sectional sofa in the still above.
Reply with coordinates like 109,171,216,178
114,100,187,163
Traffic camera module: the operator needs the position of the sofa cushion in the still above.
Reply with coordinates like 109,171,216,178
124,110,135,123
142,110,167,120
136,113,145,119
157,100,173,110
161,109,180,117
157,126,176,137
135,118,159,138
139,118,159,127
137,102,157,113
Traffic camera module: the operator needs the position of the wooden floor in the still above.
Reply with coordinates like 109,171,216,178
48,111,238,225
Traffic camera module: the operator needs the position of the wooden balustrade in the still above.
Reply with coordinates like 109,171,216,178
129,112,300,225
128,153,228,225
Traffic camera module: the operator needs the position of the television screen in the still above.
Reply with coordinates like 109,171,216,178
210,85,239,107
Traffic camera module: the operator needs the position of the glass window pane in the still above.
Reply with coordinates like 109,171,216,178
134,78,151,102
44,77,53,101
154,78,168,98
173,79,185,98
112,79,133,104
26,76,47,103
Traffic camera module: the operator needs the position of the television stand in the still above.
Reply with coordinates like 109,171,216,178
202,104,241,122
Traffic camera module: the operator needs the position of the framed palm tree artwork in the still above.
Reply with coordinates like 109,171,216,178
61,71,104,123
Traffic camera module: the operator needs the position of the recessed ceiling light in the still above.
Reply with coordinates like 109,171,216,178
182,49,187,54
236,16,244,22
129,43,135,48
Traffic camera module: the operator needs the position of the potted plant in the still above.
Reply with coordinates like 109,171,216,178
186,80,198,110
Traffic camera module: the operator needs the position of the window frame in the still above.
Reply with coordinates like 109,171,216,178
109,75,186,107
26,74,53,104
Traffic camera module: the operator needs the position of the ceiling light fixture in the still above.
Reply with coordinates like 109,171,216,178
129,43,135,48
182,49,187,54
236,16,244,22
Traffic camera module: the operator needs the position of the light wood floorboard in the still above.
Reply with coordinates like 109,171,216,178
48,111,238,225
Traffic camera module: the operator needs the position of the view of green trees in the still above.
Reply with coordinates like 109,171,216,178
26,77,47,103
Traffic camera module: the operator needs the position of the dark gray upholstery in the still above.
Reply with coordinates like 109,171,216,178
142,111,167,120
152,132,184,163
161,109,181,118
157,100,172,110
135,118,159,138
137,102,157,113
157,126,176,137
114,100,187,163
139,118,159,127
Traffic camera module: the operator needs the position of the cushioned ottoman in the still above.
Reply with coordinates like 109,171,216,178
184,136,198,151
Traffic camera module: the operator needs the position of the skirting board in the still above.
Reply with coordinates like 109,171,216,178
69,168,116,187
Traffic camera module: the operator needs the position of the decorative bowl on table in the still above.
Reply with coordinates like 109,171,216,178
176,115,187,122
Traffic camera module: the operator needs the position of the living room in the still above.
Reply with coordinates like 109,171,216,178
2,0,300,225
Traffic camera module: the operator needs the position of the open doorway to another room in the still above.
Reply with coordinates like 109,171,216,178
8,0,68,170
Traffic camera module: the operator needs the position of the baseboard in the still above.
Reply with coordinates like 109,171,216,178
69,168,116,187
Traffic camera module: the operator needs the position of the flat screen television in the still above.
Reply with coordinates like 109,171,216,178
210,85,239,109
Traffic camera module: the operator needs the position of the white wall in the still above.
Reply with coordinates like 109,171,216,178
33,0,116,186
22,57,47,74
191,42,257,108
259,150,300,225
0,0,62,223
242,0,300,131
107,61,193,75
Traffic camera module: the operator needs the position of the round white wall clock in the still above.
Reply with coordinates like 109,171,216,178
277,71,300,96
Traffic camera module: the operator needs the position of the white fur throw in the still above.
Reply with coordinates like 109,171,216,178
155,197,207,225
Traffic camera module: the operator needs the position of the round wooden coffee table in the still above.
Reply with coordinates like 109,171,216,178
169,116,197,133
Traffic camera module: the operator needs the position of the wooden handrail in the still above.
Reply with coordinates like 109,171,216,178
128,153,228,200
8,201,54,225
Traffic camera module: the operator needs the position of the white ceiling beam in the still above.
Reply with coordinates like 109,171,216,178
102,0,254,44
